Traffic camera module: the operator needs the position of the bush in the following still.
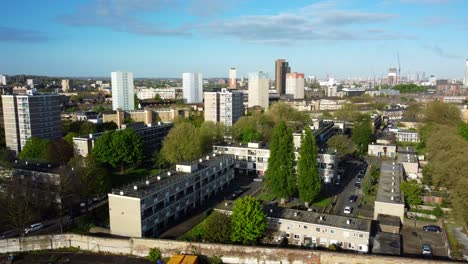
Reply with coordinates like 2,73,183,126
148,248,162,263
433,205,443,218
209,256,223,264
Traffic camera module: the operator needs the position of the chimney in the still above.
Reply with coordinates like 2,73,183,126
225,202,228,207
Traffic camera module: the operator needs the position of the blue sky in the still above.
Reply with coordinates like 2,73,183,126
1,0,467,79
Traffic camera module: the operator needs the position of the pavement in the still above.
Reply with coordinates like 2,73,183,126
401,225,448,260
450,225,468,261
331,159,366,217
7,252,151,264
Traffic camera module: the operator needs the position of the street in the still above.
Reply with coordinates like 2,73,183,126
331,159,366,217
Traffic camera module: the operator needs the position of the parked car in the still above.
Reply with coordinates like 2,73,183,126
0,230,17,239
24,223,44,234
348,195,358,203
253,177,263,182
343,206,352,214
422,244,432,256
423,225,442,233
354,182,361,188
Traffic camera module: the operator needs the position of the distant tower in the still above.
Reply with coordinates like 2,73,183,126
182,73,203,104
111,71,135,111
387,68,397,86
464,59,468,89
275,59,290,94
285,72,305,99
0,75,6,85
248,72,269,109
61,79,70,92
228,68,237,89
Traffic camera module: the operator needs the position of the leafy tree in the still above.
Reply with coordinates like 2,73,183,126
401,180,423,207
402,103,423,121
264,121,296,202
230,196,267,245
134,94,140,109
93,129,144,171
327,135,356,156
351,114,374,154
199,121,225,154
203,212,232,244
47,138,74,164
190,114,204,128
458,123,468,141
67,155,109,202
160,122,202,164
63,132,79,146
297,127,321,207
333,103,359,122
18,136,49,161
79,121,97,136
209,256,223,264
392,84,428,93
362,166,380,196
424,101,461,126
147,247,162,263
96,121,118,133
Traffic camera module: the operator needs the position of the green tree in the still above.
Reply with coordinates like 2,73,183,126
147,248,162,263
134,94,140,109
230,196,267,245
93,129,144,171
297,127,321,207
160,122,202,164
424,101,461,126
18,136,49,161
264,121,296,203
63,132,79,146
333,103,359,122
199,121,225,154
351,114,374,154
458,123,468,141
79,121,97,136
203,212,232,244
67,155,109,202
401,180,423,207
327,135,357,156
47,138,74,164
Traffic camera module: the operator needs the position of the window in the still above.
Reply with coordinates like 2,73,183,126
323,228,328,233
289,223,295,228
330,229,335,234
304,225,308,229
294,234,300,240
316,227,320,232
286,233,290,238
358,234,364,238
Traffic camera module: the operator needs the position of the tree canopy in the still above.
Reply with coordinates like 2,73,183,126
264,121,296,202
230,196,267,245
93,129,144,171
18,137,50,162
160,122,202,164
67,155,109,200
351,114,374,154
296,127,321,207
392,84,428,93
327,135,356,156
401,180,423,207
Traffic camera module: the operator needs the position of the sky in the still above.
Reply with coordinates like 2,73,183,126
1,0,467,79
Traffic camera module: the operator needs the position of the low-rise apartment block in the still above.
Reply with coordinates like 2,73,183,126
374,162,405,224
135,87,183,100
368,143,397,158
396,130,419,143
216,204,371,253
108,154,235,237
397,147,419,177
73,122,172,157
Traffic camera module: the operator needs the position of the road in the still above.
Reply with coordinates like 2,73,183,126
331,159,366,217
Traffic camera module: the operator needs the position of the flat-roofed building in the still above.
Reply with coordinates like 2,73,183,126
204,88,244,126
108,154,235,237
73,122,172,157
135,87,183,100
368,143,397,158
397,147,419,177
396,130,419,143
374,162,405,224
216,204,371,253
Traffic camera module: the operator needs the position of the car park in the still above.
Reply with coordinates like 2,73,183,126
348,195,358,203
423,225,442,233
0,230,17,239
25,223,44,234
343,206,352,214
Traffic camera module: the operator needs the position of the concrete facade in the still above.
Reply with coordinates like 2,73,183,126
285,72,305,99
368,143,397,158
275,59,290,95
2,94,61,154
135,87,183,100
111,71,135,111
228,68,236,89
396,130,420,143
108,154,235,237
248,72,269,109
204,88,244,126
182,73,203,104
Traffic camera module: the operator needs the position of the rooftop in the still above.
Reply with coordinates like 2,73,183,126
375,162,404,205
110,154,233,199
397,152,418,164
216,202,372,232
372,232,401,256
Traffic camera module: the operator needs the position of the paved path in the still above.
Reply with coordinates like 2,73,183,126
450,225,468,261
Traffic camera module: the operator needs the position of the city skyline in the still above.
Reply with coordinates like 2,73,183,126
1,0,468,78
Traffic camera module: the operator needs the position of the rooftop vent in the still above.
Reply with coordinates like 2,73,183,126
391,188,395,193
157,176,161,181
119,191,124,196
319,216,324,221
158,122,161,125
392,176,395,180
294,212,298,217
392,182,395,186
270,208,273,213
212,153,216,157
206,156,210,160
145,180,150,185
133,185,138,190
225,202,228,207
393,162,395,165
391,196,394,201
347,219,351,225
199,159,203,163
167,172,171,176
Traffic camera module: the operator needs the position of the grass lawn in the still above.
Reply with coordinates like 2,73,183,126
312,196,332,207
111,167,161,187
256,191,277,202
444,222,464,260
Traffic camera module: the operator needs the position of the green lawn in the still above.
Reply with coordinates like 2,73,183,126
256,191,277,202
312,196,332,207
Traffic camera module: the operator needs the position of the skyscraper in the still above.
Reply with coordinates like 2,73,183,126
182,73,203,104
111,71,135,111
228,68,237,89
0,75,6,85
275,59,290,94
464,59,468,89
204,88,244,126
285,72,305,99
248,71,269,109
26,79,35,88
61,79,70,93
2,94,61,155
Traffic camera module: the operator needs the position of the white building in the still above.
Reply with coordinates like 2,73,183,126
61,79,70,92
0,75,6,85
204,88,244,127
135,87,183,100
326,86,337,97
26,79,35,88
182,73,203,104
248,71,269,109
464,59,468,89
111,71,135,111
229,68,237,89
396,130,419,143
285,72,305,99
